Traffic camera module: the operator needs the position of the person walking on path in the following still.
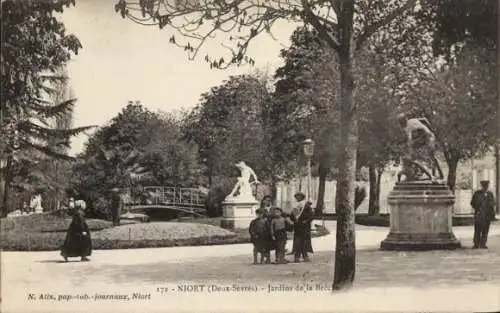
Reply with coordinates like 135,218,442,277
290,192,314,262
60,204,92,262
471,180,496,249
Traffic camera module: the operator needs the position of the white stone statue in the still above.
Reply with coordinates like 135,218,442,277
30,194,44,213
226,161,260,202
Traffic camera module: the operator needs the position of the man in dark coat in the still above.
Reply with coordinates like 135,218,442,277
60,207,92,262
471,180,496,249
110,188,123,226
291,192,314,262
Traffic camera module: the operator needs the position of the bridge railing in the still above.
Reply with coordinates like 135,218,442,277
123,186,206,207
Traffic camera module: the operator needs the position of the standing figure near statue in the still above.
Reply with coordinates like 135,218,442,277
110,188,123,226
290,192,313,262
471,180,496,249
397,113,444,182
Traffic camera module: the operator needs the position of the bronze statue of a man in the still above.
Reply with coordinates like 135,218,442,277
397,113,444,182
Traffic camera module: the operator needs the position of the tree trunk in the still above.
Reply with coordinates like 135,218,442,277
207,159,213,188
1,155,13,217
445,152,459,193
0,169,5,216
496,145,500,214
333,19,357,291
376,167,383,213
368,165,378,216
270,177,278,205
316,158,329,216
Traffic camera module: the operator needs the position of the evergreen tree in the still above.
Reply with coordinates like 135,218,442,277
1,0,91,216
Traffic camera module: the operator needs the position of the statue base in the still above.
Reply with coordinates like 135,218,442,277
380,182,461,251
220,198,258,230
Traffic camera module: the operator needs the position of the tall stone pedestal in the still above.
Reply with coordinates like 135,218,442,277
380,182,461,251
220,199,258,229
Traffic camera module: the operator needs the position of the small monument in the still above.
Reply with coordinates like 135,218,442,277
221,161,259,229
380,114,461,250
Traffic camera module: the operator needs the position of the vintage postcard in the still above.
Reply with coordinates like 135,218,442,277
1,0,499,312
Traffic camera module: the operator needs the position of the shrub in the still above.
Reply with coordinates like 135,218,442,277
205,183,232,217
355,214,390,227
354,213,483,227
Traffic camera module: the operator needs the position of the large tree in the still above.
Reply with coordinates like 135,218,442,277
72,102,201,213
40,67,76,211
420,0,497,60
0,0,90,216
273,27,339,214
273,26,408,216
183,75,271,186
406,45,497,191
116,0,418,289
407,0,498,191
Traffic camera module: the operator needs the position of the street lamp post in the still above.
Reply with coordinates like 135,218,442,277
495,147,499,214
303,138,322,226
303,139,315,201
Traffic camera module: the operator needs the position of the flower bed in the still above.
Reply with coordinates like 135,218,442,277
93,222,235,241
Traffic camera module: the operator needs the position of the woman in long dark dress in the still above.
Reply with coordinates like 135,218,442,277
291,192,314,262
60,207,92,262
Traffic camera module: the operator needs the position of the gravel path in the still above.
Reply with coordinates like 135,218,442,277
2,220,499,313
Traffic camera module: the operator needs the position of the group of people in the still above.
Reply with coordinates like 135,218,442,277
249,192,314,265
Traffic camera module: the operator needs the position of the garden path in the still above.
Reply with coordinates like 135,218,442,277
1,220,499,313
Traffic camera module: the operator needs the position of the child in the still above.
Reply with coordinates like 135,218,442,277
270,207,289,264
249,208,270,264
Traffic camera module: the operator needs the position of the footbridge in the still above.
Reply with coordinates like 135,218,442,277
123,186,208,217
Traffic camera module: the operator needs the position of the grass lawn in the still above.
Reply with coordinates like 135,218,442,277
0,213,113,251
0,212,113,233
0,215,330,251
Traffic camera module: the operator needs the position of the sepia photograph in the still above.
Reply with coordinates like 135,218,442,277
1,0,499,312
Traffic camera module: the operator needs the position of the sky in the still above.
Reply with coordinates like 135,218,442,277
60,0,297,155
